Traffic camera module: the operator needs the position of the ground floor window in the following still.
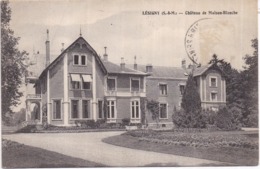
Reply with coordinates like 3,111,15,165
107,100,116,119
53,100,61,119
71,100,79,118
98,100,103,118
131,100,140,119
159,103,167,119
82,100,90,118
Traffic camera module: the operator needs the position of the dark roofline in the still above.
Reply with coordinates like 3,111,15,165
39,36,107,78
193,63,225,77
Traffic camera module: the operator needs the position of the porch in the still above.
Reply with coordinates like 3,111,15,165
25,94,42,124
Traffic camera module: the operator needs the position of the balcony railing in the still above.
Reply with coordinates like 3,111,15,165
26,94,41,99
105,90,145,97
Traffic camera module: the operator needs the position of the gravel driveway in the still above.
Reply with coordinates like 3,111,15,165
3,132,232,167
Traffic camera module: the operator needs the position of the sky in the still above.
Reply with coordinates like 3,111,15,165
7,0,258,111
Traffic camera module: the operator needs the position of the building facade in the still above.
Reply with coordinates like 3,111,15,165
25,32,226,127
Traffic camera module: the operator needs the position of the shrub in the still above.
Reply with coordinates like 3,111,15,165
74,120,96,128
96,119,106,128
215,107,238,130
172,109,206,128
121,118,130,126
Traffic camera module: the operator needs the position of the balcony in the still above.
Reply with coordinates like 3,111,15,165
26,94,41,100
105,90,146,97
105,90,117,97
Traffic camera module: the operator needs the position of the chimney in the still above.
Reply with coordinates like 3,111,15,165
182,59,186,69
146,64,153,73
134,56,137,70
103,46,108,61
45,29,50,67
120,57,125,71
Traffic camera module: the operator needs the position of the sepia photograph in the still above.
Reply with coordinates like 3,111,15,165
1,0,258,167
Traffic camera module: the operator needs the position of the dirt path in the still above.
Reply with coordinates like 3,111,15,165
3,132,233,167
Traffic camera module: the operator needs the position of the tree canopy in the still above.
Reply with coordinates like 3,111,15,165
208,39,258,127
1,0,29,123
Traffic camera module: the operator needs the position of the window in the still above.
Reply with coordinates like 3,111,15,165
72,81,80,89
159,84,167,95
71,100,79,118
71,74,81,89
82,75,92,90
53,100,61,119
73,54,87,65
131,100,140,119
180,85,185,95
211,92,217,101
83,82,90,89
159,103,167,119
131,79,140,92
98,100,103,118
81,55,86,65
210,77,217,87
107,100,116,119
74,55,79,65
82,100,90,118
107,78,116,91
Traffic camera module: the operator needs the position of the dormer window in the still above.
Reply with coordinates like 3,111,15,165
74,55,79,65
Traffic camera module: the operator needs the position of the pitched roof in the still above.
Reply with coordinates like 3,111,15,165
39,37,107,78
126,64,188,79
102,61,147,75
193,65,209,77
193,63,224,77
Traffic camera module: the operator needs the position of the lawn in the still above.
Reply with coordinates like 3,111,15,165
2,139,105,168
103,130,259,166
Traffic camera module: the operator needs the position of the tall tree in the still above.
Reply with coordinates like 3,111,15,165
240,39,258,126
181,74,201,114
1,0,29,122
176,74,206,128
208,54,242,109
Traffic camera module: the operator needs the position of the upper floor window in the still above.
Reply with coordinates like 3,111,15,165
74,55,79,65
70,74,92,90
107,78,116,91
210,77,217,87
73,54,87,66
180,85,185,95
82,75,92,90
81,55,86,65
71,74,81,89
159,84,167,95
159,103,167,119
131,78,140,92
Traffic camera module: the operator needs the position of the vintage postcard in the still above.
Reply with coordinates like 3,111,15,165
1,0,258,167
